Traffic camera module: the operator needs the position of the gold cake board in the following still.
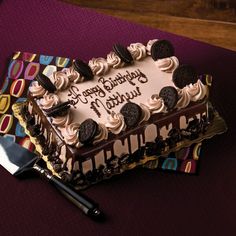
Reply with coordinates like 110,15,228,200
12,102,59,178
12,102,227,187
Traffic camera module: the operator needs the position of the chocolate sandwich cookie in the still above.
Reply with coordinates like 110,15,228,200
172,64,198,89
159,86,178,110
120,102,142,128
46,101,71,117
73,59,93,80
113,44,133,64
79,118,99,144
35,73,56,93
151,40,175,61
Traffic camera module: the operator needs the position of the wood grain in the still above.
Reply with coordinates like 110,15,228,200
63,0,236,51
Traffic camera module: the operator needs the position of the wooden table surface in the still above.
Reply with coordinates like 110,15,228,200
64,0,236,51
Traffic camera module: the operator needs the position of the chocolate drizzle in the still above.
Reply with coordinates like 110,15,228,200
73,59,93,80
127,136,132,154
103,149,108,163
27,87,209,187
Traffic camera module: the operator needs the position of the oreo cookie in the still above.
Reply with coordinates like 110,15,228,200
151,40,174,61
35,73,56,93
173,64,198,89
159,86,178,110
73,59,93,80
79,118,99,144
113,44,133,64
120,102,142,128
46,101,71,117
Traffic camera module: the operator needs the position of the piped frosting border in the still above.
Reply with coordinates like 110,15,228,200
28,39,210,148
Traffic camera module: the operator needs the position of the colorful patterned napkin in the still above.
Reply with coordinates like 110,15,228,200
0,52,72,151
0,51,202,174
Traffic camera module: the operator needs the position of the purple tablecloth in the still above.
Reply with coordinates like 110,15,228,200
0,0,235,235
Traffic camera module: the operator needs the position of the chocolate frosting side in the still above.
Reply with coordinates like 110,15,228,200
28,93,208,166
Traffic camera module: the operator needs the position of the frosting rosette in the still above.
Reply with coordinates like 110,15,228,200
146,39,158,55
155,56,179,73
63,67,84,83
88,57,109,76
93,123,108,144
107,51,125,69
176,87,191,109
186,79,207,102
146,95,166,113
29,81,46,97
139,103,151,123
52,111,72,127
53,71,70,90
105,111,126,134
61,122,80,146
127,43,146,60
39,93,59,110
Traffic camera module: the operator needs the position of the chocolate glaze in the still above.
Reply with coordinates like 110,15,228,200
27,93,208,182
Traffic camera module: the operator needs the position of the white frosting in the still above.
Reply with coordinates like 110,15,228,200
88,57,109,76
52,111,72,127
186,79,207,102
176,87,191,109
139,103,151,123
61,123,80,146
93,123,108,144
146,39,158,55
105,112,126,134
127,43,146,60
107,51,125,68
53,71,70,90
62,67,84,83
146,95,166,113
155,56,179,73
39,94,59,110
29,81,46,97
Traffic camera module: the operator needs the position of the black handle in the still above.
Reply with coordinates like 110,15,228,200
50,175,100,216
33,164,103,220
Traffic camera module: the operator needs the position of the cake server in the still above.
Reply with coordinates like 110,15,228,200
0,136,103,220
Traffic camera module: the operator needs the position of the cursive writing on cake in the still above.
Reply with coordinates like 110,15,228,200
67,69,148,117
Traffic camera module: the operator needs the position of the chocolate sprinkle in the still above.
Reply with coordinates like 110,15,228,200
172,64,198,89
35,73,56,93
120,102,142,128
26,115,35,126
113,43,133,64
151,40,175,61
46,101,71,117
73,59,93,80
28,124,41,137
60,171,72,183
79,118,98,144
159,86,178,110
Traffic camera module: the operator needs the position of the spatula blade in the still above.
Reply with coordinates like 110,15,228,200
0,137,103,219
0,136,38,175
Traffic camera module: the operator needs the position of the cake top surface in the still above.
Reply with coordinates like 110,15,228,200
44,56,174,123
28,39,208,147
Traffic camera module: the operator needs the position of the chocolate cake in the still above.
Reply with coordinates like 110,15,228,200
20,39,214,188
